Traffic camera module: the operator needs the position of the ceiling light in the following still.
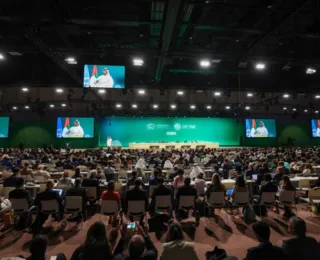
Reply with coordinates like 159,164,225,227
283,93,290,98
200,60,210,67
116,103,122,108
50,104,55,108
315,110,319,114
206,105,212,109
132,104,137,108
170,104,176,109
133,58,144,66
247,93,253,97
214,92,221,96
177,90,184,96
25,105,29,109
22,87,29,92
153,104,158,109
138,89,145,95
304,109,308,112
98,89,105,94
56,88,63,93
225,106,230,110
65,57,75,62
306,68,316,74
293,108,297,111
255,63,266,70
190,105,196,109
61,103,66,107
283,107,287,110
245,106,250,110
315,95,320,99
12,106,17,110
0,53,4,60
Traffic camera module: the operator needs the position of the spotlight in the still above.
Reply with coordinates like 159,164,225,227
225,106,230,110
214,92,221,96
170,104,176,109
115,103,122,108
0,53,4,59
177,90,184,96
283,93,290,98
22,87,29,92
133,58,144,66
255,63,266,70
190,105,196,109
315,110,319,114
304,109,308,112
138,89,145,95
247,93,253,97
293,108,297,111
50,104,55,108
12,106,18,110
206,105,212,109
65,57,77,64
315,95,320,99
98,89,105,94
61,103,66,107
132,104,138,108
153,104,158,109
200,60,210,67
306,68,316,74
25,105,29,109
245,106,250,110
283,107,287,110
56,88,63,93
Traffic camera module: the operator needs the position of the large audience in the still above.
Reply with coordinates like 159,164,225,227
1,146,320,260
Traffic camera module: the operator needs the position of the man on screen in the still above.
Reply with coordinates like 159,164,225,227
317,125,320,137
251,121,269,137
107,136,112,147
62,120,84,138
93,68,114,88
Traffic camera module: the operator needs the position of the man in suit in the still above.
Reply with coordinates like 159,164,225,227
282,217,320,260
244,221,285,260
65,177,88,219
82,171,100,201
31,179,64,233
3,167,22,187
113,223,157,260
9,177,33,206
149,177,173,213
176,177,198,210
125,179,148,224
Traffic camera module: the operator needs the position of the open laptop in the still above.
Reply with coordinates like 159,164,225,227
226,189,233,196
53,189,63,196
252,174,258,181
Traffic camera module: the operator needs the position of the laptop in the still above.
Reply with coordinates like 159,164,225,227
252,174,258,181
53,189,63,196
226,189,233,196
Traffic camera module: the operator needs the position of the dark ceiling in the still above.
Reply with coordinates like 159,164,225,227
0,0,320,116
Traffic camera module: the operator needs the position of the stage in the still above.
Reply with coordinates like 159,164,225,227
128,142,219,150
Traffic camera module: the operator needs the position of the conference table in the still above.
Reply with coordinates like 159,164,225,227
128,142,219,150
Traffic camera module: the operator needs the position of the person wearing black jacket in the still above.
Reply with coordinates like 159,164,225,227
149,177,173,213
176,177,198,210
9,177,33,206
65,178,88,219
3,167,22,187
113,223,158,260
82,172,100,201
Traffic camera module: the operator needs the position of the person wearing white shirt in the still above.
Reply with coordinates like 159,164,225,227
189,164,204,180
317,127,320,137
63,120,84,137
107,136,112,147
93,68,114,88
251,121,269,137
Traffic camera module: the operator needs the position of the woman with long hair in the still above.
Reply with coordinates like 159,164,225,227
160,223,198,260
231,175,248,201
280,175,297,218
205,173,226,199
71,221,112,260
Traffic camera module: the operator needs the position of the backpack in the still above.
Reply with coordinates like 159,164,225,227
243,205,256,224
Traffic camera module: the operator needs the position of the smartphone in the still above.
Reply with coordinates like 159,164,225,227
127,222,136,229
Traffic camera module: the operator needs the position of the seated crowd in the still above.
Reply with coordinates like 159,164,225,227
1,147,320,259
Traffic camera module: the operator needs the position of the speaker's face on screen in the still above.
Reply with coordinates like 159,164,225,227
103,69,108,75
74,120,79,126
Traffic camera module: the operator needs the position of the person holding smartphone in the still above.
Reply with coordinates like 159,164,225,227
113,222,158,260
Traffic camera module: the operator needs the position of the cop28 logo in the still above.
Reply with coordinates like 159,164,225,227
174,123,182,131
146,123,155,130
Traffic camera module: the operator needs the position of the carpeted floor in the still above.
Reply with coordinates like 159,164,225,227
1,208,320,260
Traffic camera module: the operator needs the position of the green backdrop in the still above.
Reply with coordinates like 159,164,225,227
0,117,9,138
99,117,239,147
0,117,319,148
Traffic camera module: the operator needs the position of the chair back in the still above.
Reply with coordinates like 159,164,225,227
179,195,195,209
115,164,121,170
40,200,59,214
233,191,249,206
195,181,205,195
308,188,320,202
3,187,15,198
34,175,46,182
11,198,29,213
299,179,310,189
65,196,83,213
207,192,225,207
149,185,158,198
86,187,97,200
127,200,145,216
279,190,295,204
223,182,234,190
39,183,47,192
114,182,123,192
155,195,172,210
100,200,120,215
259,192,276,205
